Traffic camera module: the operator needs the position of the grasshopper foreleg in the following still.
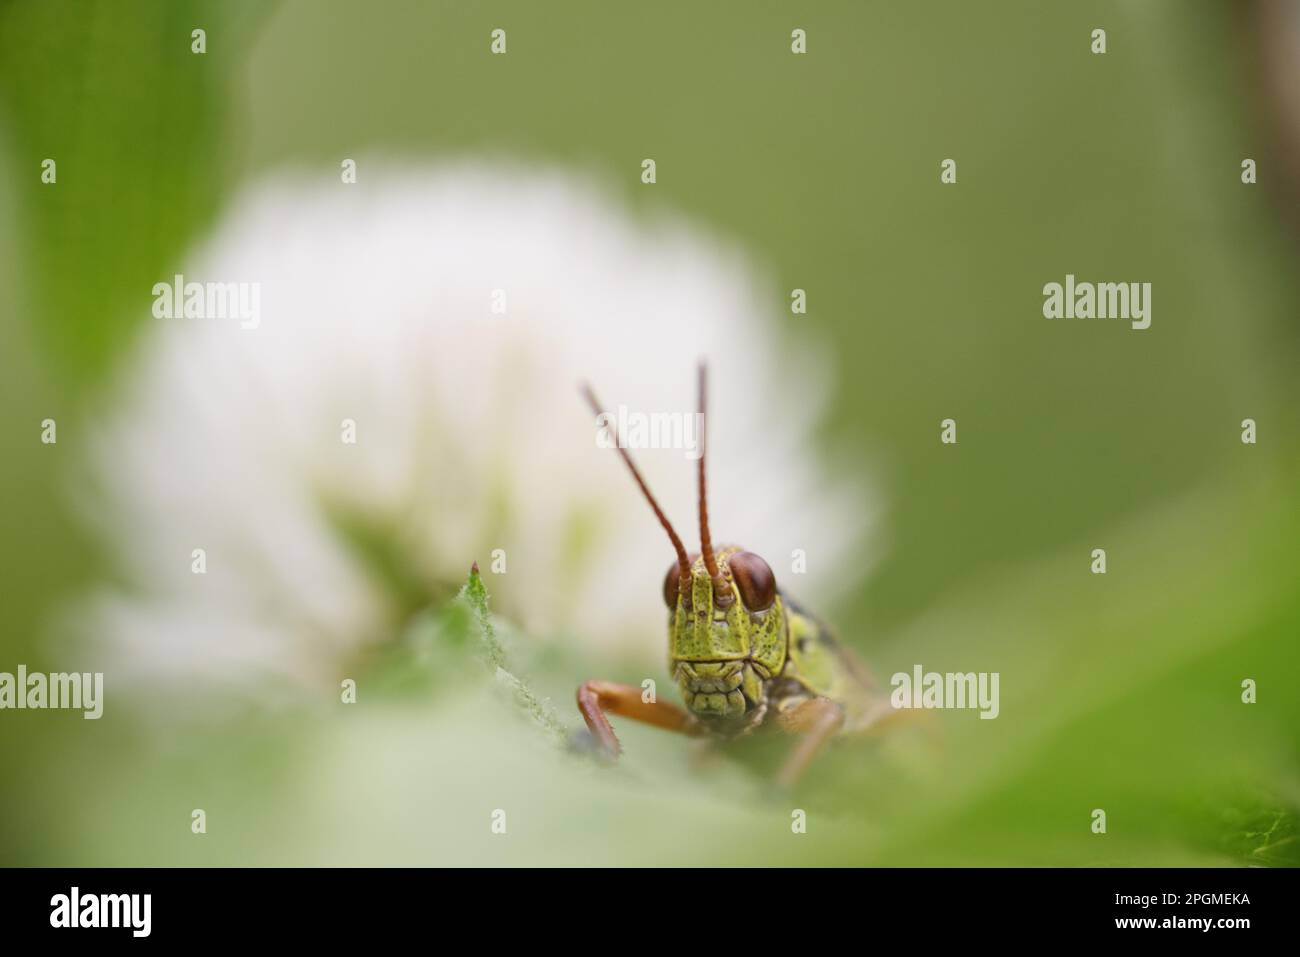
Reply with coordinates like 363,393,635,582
576,680,701,759
774,696,845,790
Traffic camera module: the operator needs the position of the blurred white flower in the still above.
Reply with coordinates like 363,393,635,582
77,162,876,697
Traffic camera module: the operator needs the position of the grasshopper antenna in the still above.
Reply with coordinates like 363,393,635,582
696,361,731,606
582,383,692,591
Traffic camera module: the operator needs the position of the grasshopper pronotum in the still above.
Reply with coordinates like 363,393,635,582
577,363,902,788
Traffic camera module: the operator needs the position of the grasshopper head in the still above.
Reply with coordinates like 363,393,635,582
664,547,786,724
583,363,787,729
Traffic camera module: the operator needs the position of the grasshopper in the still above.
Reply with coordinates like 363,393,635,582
577,363,900,788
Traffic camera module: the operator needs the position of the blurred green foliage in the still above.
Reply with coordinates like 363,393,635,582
1,0,1297,865
0,0,267,376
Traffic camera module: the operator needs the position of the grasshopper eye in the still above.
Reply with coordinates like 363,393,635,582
663,563,680,608
663,554,698,609
730,551,775,611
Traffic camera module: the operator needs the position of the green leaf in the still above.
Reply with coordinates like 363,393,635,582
459,564,568,746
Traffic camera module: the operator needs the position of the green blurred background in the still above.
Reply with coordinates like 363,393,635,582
1,0,1297,866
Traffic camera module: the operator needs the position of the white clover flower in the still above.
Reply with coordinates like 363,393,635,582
77,162,876,697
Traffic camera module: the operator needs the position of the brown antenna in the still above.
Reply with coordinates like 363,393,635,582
582,383,691,591
696,362,731,606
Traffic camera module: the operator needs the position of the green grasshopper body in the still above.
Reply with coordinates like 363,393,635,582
577,365,894,787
